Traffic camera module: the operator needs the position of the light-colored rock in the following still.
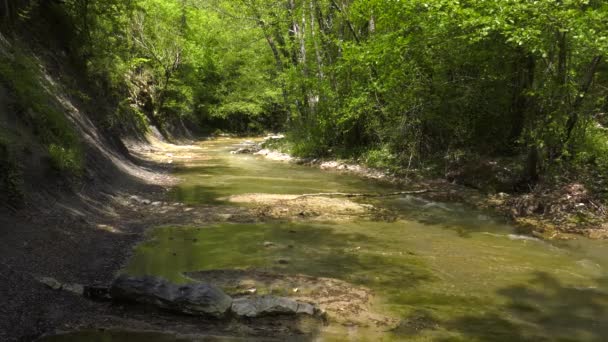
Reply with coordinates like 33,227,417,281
216,213,232,220
62,283,85,296
231,296,316,318
320,161,339,170
129,195,142,204
508,234,541,242
254,149,293,162
39,277,62,290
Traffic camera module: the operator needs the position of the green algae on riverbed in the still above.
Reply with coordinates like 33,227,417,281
120,138,608,341
124,220,608,340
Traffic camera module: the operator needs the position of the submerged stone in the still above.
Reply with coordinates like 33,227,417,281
110,275,232,318
231,295,316,318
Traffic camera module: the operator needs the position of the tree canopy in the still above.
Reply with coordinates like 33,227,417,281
3,0,607,183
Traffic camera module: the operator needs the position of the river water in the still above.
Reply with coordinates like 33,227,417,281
47,138,608,341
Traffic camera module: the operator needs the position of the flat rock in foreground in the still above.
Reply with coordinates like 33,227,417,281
231,295,316,318
110,275,232,318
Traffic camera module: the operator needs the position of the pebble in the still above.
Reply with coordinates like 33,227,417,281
39,277,62,290
62,283,84,296
129,195,142,203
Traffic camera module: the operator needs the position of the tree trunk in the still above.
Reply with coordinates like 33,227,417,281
287,0,299,66
3,0,9,19
329,0,360,44
509,53,535,145
309,0,323,79
563,55,603,143
524,145,540,185
556,31,568,93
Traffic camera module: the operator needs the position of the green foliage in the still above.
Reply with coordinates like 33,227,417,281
218,0,608,181
48,144,83,174
106,100,150,134
0,47,83,174
6,0,607,184
574,125,608,170
363,147,397,170
57,0,288,135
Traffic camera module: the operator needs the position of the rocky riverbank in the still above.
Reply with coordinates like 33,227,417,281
241,136,608,240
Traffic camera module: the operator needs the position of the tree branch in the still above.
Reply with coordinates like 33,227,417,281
295,189,431,199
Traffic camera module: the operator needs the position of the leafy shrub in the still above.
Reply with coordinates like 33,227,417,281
363,147,397,169
575,125,608,170
48,144,83,174
0,46,83,175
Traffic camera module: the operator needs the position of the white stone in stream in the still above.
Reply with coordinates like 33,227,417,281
39,277,62,290
63,283,85,295
129,195,142,204
264,134,285,141
508,234,541,242
151,201,163,207
254,150,292,162
320,161,339,169
231,296,316,318
255,149,270,156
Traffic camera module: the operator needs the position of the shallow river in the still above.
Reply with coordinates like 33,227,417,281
50,138,608,341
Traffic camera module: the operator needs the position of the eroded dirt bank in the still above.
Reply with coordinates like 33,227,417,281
0,138,258,342
3,136,395,341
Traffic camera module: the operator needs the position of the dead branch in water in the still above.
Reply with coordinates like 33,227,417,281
295,189,431,199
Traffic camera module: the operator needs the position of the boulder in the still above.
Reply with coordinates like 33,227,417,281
110,275,232,318
231,295,316,318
